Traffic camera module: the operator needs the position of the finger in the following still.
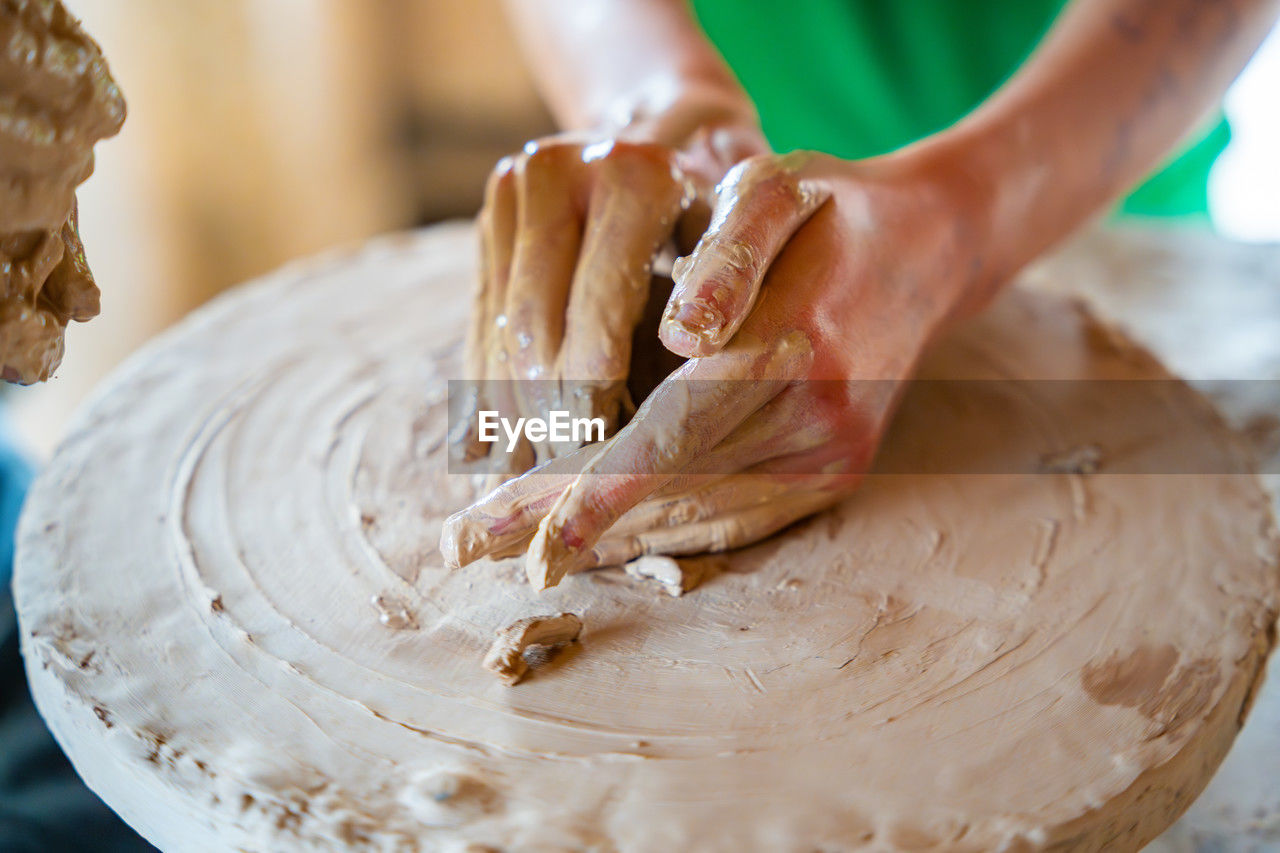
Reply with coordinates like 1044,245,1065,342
617,388,828,507
456,159,518,462
589,444,860,569
662,384,834,486
443,469,779,571
505,143,587,459
442,398,848,573
610,423,855,545
484,167,537,477
583,481,839,570
608,472,811,540
440,442,602,569
524,333,813,590
661,154,830,358
557,143,687,445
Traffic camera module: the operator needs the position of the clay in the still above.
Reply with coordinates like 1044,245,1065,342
661,153,829,355
13,224,1278,852
456,331,818,590
483,612,583,685
1039,443,1104,474
0,0,124,383
624,554,702,596
461,139,690,467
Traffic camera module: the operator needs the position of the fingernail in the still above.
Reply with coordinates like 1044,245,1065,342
664,297,725,340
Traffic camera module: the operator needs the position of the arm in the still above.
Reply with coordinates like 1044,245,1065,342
929,0,1279,314
654,0,1280,356
502,0,758,146
447,0,1280,586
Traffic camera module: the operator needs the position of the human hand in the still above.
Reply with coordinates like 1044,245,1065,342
444,148,990,588
452,121,767,473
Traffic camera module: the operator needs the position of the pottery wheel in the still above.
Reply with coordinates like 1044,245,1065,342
14,223,1279,852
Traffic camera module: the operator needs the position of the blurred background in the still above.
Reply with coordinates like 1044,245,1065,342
4,1,1279,455
8,0,556,454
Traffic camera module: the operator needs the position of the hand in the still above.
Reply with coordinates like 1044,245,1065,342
453,122,768,473
443,148,990,588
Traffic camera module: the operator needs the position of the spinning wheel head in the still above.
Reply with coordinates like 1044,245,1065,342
14,225,1278,852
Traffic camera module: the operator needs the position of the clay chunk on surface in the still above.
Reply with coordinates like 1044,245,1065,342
483,612,583,686
624,554,706,597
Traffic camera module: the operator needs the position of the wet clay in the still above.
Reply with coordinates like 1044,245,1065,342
14,224,1278,851
624,554,704,597
0,0,124,383
483,612,583,686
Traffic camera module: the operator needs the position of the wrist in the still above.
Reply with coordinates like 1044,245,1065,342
598,76,763,150
883,127,1016,322
604,83,768,253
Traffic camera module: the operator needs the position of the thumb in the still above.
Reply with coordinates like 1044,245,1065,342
660,154,829,358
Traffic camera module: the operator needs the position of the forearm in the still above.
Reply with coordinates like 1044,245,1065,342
921,0,1279,309
502,0,758,145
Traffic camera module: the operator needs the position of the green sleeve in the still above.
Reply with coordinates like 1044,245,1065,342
690,0,1226,221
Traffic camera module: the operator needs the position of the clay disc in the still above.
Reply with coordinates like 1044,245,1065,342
14,223,1278,852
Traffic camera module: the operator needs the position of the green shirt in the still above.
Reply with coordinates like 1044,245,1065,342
691,0,1228,219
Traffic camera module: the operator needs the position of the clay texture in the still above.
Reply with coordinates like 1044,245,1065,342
0,0,125,382
14,223,1278,852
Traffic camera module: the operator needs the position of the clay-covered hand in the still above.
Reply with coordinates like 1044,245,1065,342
453,123,767,472
443,149,988,588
